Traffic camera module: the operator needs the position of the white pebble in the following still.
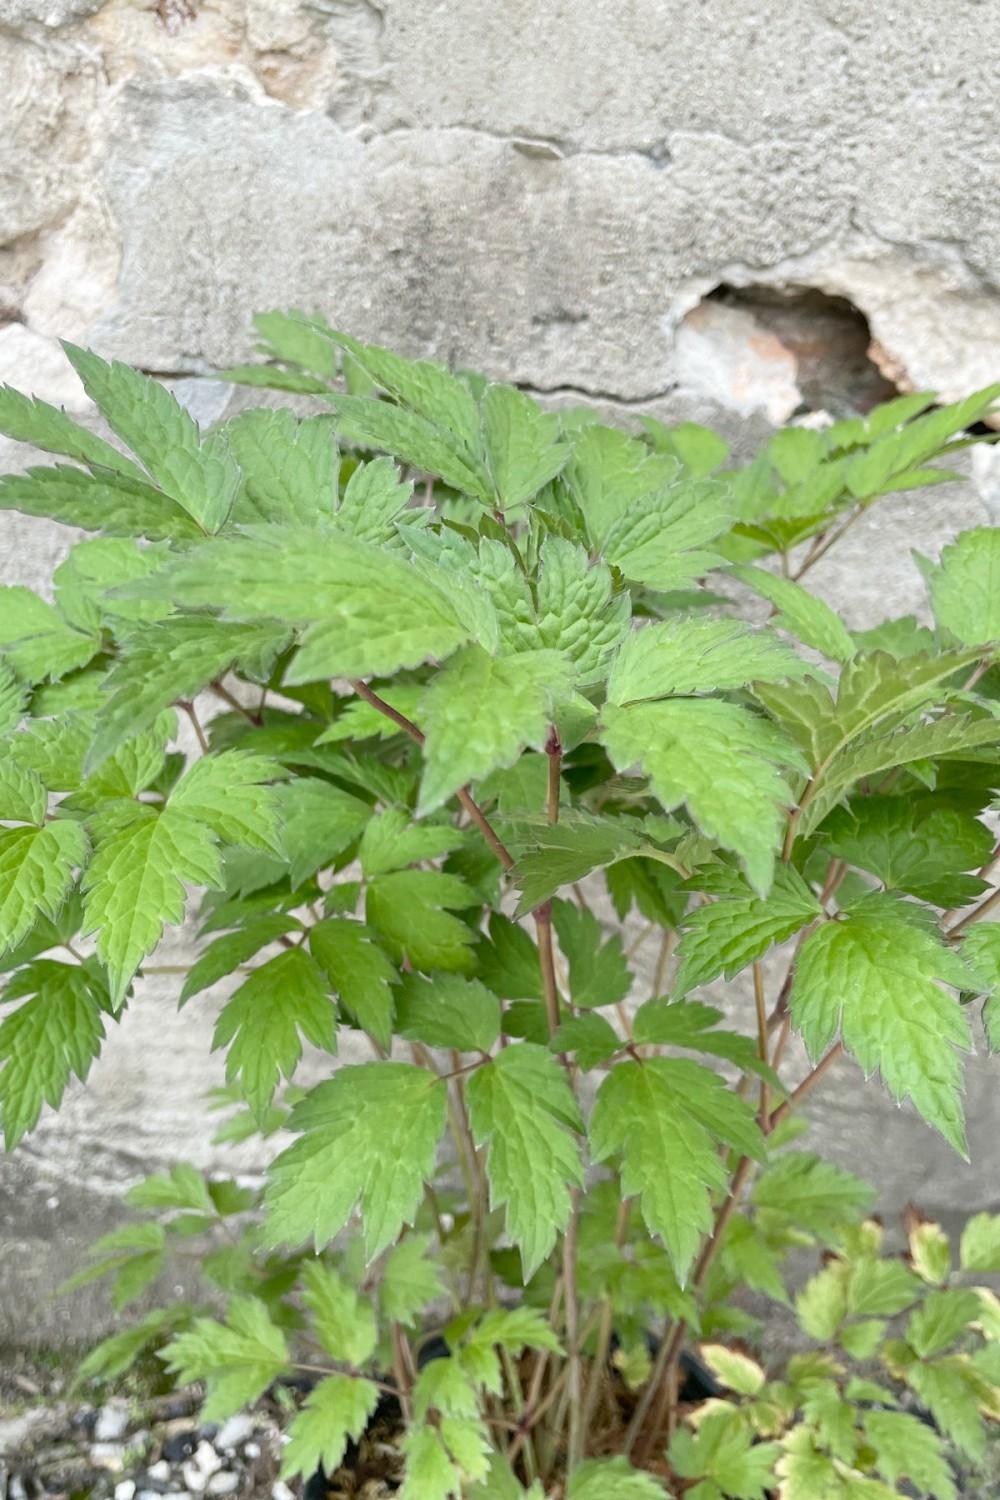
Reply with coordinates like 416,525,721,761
243,1443,260,1459
207,1474,239,1496
272,1483,295,1500
215,1414,254,1452
95,1403,130,1442
147,1461,171,1481
115,1482,136,1500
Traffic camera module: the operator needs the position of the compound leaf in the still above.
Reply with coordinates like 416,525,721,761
213,949,336,1121
265,1062,446,1260
466,1044,584,1277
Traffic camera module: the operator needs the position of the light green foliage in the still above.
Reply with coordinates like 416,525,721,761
161,1297,290,1420
671,1408,779,1498
366,869,478,973
265,1063,446,1259
608,616,809,705
380,1234,445,1325
467,1043,584,1276
0,820,87,957
281,1374,379,1480
591,1058,764,1282
417,645,566,811
821,796,993,908
791,895,972,1152
567,1456,667,1497
395,971,501,1052
64,344,240,532
0,959,106,1147
481,382,571,509
929,526,1000,645
0,585,99,683
213,949,336,1121
8,332,1000,1497
601,697,803,894
88,617,287,767
730,564,856,661
81,753,280,1006
674,865,821,993
309,917,398,1049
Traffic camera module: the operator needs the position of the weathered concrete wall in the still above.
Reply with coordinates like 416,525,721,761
3,0,1000,1348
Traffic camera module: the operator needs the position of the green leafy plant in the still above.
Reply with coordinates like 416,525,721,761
3,316,1000,1496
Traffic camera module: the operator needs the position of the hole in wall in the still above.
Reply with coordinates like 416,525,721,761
676,283,903,425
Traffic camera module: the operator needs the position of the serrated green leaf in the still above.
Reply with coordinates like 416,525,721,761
324,328,482,453
466,1043,583,1277
88,617,288,769
301,1259,376,1364
731,564,855,662
821,796,993,908
550,1011,620,1069
381,1234,445,1326
399,1415,491,1500
533,537,630,682
603,479,732,592
224,408,337,525
280,1373,378,1480
63,344,238,532
862,1409,955,1500
213,949,335,1121
308,918,398,1049
366,869,477,974
565,422,680,546
271,776,370,887
671,1407,778,1500
0,381,147,477
336,455,412,541
601,698,803,895
0,760,47,826
959,1211,1000,1272
930,526,1000,646
642,417,729,475
591,1057,763,1282
265,1062,446,1260
160,1297,290,1421
751,1152,874,1237
167,750,283,853
474,913,542,1000
252,309,340,379
481,383,570,509
359,806,466,877
0,820,88,958
82,802,222,1007
0,586,99,685
907,1288,983,1358
0,657,26,738
180,914,301,1003
73,1306,190,1387
609,616,809,706
148,527,478,684
328,393,492,501
790,895,972,1152
0,960,106,1148
674,865,821,993
0,464,202,541
395,972,501,1053
551,898,631,1009
416,645,565,813
632,998,781,1087
906,1357,991,1460
125,1161,214,1214
508,811,645,916
567,1455,667,1498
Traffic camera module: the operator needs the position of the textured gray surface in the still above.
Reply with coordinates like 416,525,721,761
3,0,1000,1350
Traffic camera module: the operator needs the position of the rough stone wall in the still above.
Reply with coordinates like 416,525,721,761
4,0,1000,1347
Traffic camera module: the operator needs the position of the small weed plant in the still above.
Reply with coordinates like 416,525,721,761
3,318,1000,1497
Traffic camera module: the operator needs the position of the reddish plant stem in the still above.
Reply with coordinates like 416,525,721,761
752,961,769,1131
767,1041,845,1132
